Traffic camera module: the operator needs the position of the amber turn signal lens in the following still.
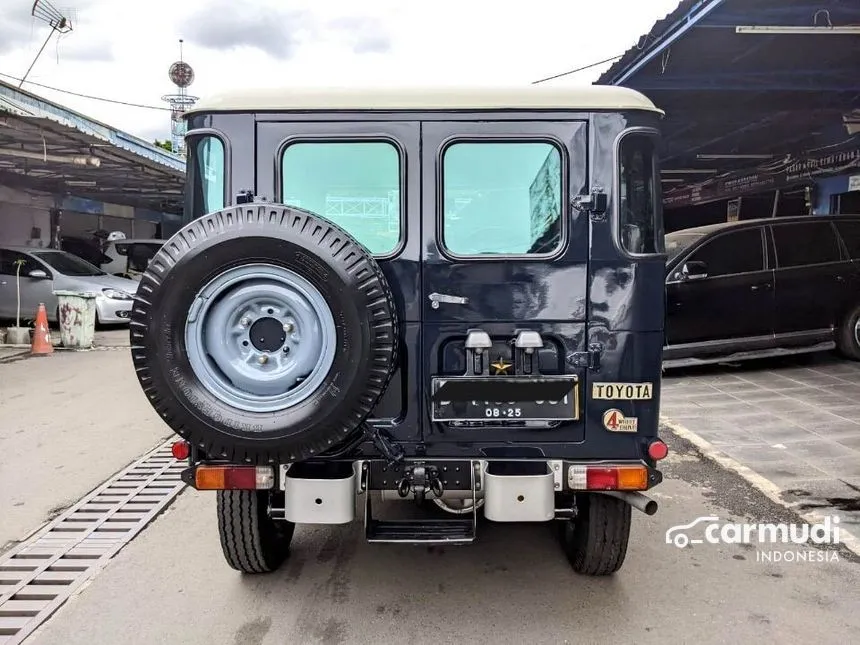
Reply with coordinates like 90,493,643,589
195,466,227,490
617,466,649,491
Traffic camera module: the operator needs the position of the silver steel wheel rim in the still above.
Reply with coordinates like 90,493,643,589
185,263,337,414
855,319,860,348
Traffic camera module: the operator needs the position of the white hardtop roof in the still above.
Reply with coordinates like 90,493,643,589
185,85,662,116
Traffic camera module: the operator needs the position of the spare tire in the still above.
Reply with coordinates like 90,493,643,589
130,204,399,465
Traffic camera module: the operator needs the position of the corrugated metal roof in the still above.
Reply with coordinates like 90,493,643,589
596,0,710,86
0,79,185,173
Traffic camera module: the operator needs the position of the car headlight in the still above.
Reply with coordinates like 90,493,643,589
102,288,133,300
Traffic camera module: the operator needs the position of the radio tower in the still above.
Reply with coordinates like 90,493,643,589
161,39,198,156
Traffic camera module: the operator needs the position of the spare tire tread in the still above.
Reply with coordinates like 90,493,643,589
130,204,399,464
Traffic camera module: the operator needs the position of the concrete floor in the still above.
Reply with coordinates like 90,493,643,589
3,348,860,643
662,352,860,534
23,434,860,645
0,345,170,552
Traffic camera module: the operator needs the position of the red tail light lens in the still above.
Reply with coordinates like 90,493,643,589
586,468,618,490
570,465,650,491
648,439,669,461
171,440,190,460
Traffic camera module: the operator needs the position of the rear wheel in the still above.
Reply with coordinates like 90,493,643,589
837,305,860,360
559,493,631,576
217,490,295,574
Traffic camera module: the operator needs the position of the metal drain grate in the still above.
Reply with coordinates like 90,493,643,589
0,439,185,645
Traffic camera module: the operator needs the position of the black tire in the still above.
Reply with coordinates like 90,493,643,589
217,490,295,573
130,204,399,464
560,493,631,576
837,305,860,360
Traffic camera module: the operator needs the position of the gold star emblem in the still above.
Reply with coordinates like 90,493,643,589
490,356,512,375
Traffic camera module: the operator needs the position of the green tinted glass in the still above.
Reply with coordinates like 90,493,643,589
442,142,562,256
281,142,401,255
196,136,225,215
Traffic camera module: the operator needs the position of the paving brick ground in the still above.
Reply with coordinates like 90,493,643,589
661,352,860,533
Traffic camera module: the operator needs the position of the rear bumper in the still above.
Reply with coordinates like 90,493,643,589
358,458,664,492
180,456,664,494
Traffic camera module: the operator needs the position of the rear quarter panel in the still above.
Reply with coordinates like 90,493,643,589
585,113,666,452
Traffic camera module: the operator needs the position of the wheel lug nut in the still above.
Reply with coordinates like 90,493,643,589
283,322,294,333
258,354,268,365
240,317,251,327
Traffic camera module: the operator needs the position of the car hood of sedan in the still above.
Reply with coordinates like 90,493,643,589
58,274,140,295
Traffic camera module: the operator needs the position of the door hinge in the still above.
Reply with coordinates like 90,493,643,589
567,342,604,371
235,190,270,205
572,188,608,222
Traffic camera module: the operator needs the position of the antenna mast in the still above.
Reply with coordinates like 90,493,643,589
19,0,74,88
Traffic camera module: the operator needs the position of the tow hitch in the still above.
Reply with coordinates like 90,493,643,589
396,463,444,502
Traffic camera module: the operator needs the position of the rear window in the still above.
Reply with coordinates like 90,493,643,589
441,141,563,256
618,131,663,255
127,243,162,272
280,141,401,255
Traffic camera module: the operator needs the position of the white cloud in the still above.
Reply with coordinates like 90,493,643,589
0,0,680,142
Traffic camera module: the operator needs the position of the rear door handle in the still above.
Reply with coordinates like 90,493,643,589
750,283,771,291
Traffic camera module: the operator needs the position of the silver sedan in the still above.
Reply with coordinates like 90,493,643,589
0,246,140,325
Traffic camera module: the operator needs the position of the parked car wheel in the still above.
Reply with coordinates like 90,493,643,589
559,493,631,575
217,490,295,573
837,304,860,361
130,204,399,464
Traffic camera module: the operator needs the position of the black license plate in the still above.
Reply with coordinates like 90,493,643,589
430,376,579,422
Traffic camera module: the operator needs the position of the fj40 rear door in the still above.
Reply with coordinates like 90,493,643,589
420,119,590,450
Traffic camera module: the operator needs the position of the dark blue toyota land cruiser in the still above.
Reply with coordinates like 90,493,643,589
130,85,669,576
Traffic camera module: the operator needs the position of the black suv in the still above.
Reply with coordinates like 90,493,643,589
664,215,860,368
130,85,669,577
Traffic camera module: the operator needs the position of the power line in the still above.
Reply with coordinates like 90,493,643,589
0,71,170,111
531,54,624,85
1,53,627,109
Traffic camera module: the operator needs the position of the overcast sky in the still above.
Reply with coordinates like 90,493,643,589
0,0,680,144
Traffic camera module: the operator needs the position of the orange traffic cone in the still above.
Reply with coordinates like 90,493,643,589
31,303,54,356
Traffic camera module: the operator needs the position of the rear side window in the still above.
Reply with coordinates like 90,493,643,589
127,244,161,272
687,229,764,277
772,221,842,268
618,132,663,255
834,220,860,260
441,141,563,256
281,141,401,255
189,135,226,220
